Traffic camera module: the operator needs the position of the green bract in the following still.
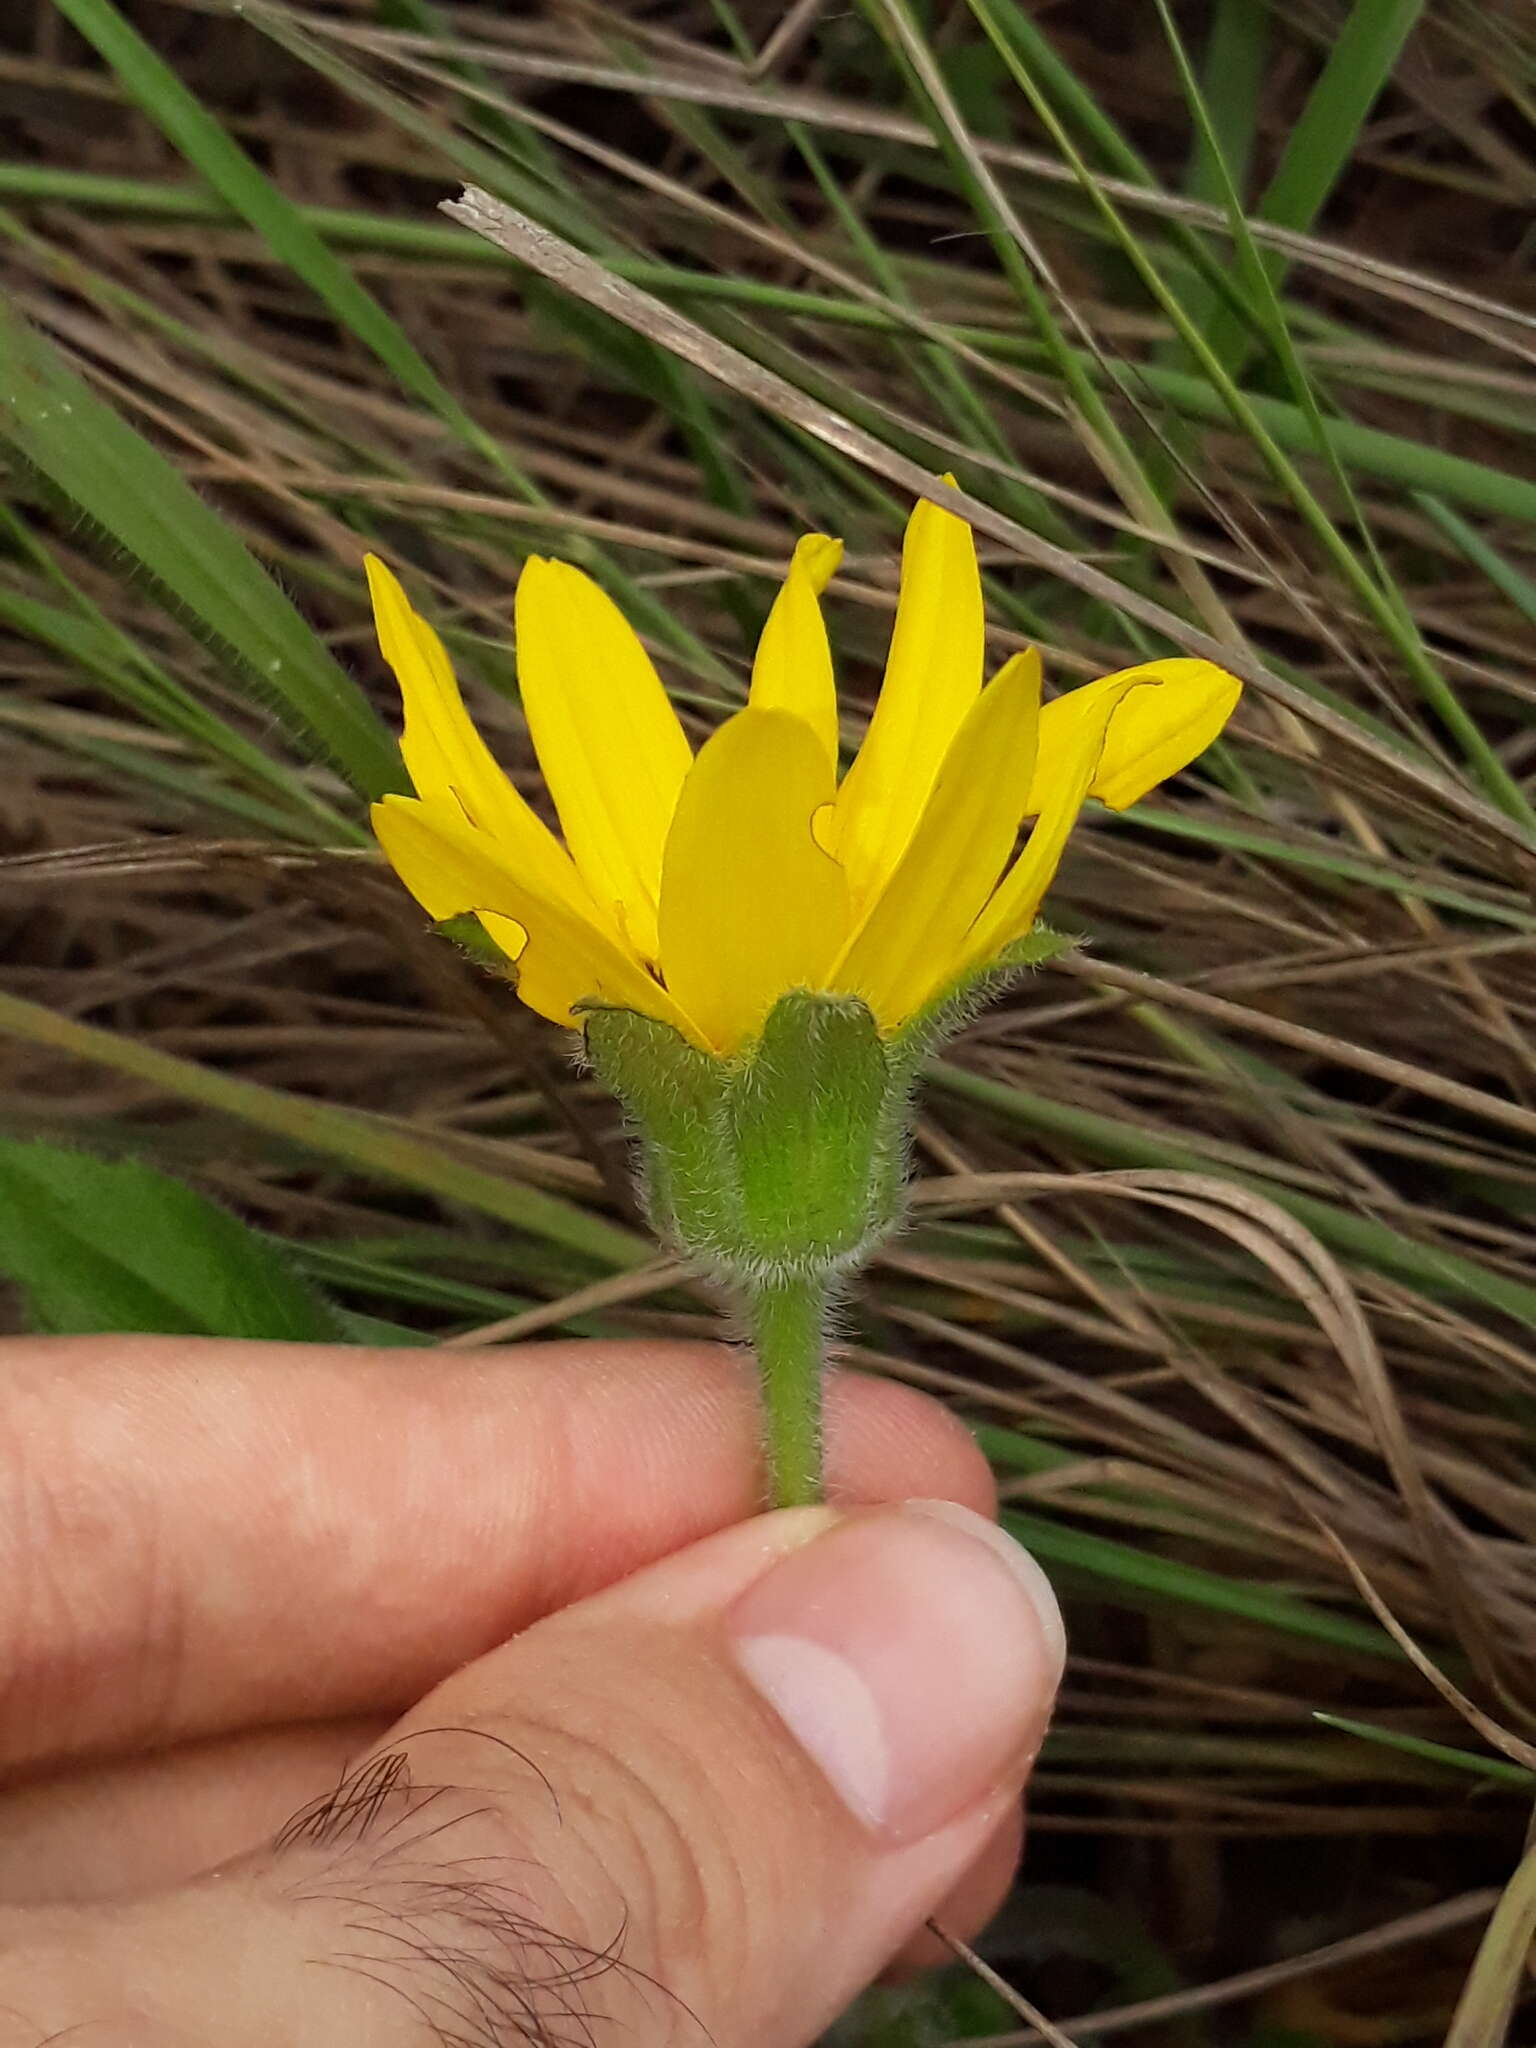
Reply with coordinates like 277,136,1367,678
584,931,1071,1506
586,993,901,1286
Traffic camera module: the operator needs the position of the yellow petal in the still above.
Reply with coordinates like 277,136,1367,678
749,532,843,766
658,707,850,1055
1026,658,1241,815
829,483,985,908
364,554,581,910
829,649,1041,1028
514,557,693,962
962,675,1146,969
372,795,703,1043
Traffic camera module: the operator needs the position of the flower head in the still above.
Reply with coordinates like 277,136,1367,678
367,490,1240,1055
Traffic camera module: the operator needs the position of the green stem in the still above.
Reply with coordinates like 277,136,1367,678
742,1270,832,1508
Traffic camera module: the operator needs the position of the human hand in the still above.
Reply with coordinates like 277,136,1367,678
0,1335,1063,2045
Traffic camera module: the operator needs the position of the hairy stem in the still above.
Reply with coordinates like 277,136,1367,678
742,1270,831,1508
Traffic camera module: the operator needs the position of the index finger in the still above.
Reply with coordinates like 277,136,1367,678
0,1336,992,1773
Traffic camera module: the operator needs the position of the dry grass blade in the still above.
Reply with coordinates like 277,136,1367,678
926,1923,1083,2048
437,1255,696,1347
965,1888,1501,2046
1057,955,1536,1149
1441,1837,1536,2048
1312,1521,1536,1775
253,10,1536,351
438,186,1533,869
909,1164,1536,1684
1100,1170,1511,1704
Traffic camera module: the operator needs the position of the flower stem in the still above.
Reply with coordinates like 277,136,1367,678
743,1270,831,1508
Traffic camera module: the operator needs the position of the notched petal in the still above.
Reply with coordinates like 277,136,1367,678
1028,658,1241,815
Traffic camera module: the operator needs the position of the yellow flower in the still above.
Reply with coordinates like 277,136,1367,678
367,491,1240,1055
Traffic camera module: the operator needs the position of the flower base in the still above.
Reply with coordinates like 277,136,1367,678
584,929,1071,1505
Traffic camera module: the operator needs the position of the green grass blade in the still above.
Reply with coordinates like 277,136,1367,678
1202,0,1425,374
1417,495,1536,629
1314,1713,1536,1788
376,0,570,201
1261,0,1425,241
1002,1509,1399,1661
1147,0,1534,827
0,297,400,799
0,526,353,843
236,5,731,683
972,1,1536,827
1109,359,1536,526
54,0,724,686
2,716,324,838
1186,0,1268,204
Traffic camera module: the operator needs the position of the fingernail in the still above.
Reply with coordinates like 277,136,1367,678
729,1501,1064,1842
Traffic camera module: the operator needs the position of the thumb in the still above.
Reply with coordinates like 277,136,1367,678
4,1502,1064,2048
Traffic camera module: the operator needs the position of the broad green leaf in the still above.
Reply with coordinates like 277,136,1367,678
331,1308,432,1348
0,1138,345,1341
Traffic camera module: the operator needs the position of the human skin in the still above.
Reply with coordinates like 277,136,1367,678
0,1336,1063,2045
